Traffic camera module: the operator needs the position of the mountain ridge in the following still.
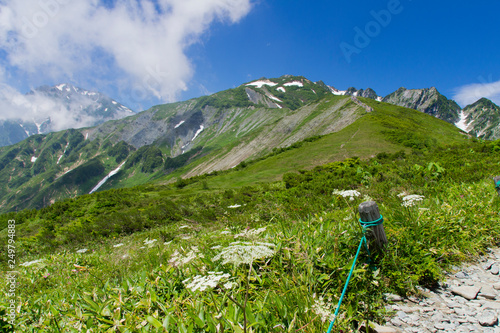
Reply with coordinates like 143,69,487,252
0,83,134,147
0,75,472,213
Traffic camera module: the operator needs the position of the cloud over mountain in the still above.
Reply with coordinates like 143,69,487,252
454,79,500,107
0,0,253,110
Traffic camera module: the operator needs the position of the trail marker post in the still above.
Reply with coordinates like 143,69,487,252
358,201,388,251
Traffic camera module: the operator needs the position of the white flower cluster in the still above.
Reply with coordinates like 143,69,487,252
401,194,425,207
183,272,233,292
234,227,267,239
143,238,158,247
307,294,335,323
113,243,124,248
333,189,361,201
20,259,45,267
76,249,88,254
212,241,275,266
169,247,204,267
228,204,242,209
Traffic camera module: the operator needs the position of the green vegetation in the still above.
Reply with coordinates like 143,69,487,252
2,137,500,331
108,141,136,163
196,87,254,109
164,147,203,172
0,82,469,214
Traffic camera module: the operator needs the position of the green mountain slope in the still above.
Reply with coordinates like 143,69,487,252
459,98,500,140
0,77,471,213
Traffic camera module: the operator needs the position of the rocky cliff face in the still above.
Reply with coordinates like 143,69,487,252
383,87,461,123
457,98,500,140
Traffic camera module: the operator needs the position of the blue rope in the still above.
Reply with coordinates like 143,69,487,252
326,215,383,333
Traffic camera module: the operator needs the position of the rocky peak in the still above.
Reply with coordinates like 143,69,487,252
458,98,500,139
383,87,461,123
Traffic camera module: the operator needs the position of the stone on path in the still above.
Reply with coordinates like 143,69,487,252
371,323,401,333
384,293,403,302
450,286,480,300
491,264,499,275
478,311,499,327
483,261,495,270
482,300,500,310
479,285,498,300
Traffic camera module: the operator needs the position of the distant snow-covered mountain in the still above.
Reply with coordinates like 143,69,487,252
0,83,134,147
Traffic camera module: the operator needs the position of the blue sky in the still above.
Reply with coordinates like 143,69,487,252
1,0,499,114
187,0,500,107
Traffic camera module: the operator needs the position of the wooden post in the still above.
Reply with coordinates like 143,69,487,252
494,176,500,196
358,201,388,250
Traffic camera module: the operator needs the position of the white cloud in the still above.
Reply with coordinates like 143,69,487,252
0,82,112,131
0,0,253,108
453,79,500,107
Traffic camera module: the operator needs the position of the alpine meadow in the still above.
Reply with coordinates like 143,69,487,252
2,0,500,331
2,73,500,332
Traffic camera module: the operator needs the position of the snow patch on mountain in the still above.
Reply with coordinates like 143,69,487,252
31,156,37,163
192,125,205,141
284,81,303,87
328,86,347,96
455,111,471,132
19,124,30,136
89,161,127,194
268,95,283,103
277,87,286,93
246,80,278,88
175,120,185,129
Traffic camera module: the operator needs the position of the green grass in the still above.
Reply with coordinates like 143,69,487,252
2,138,500,331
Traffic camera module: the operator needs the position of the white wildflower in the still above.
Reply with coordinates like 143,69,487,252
184,272,231,292
211,245,222,250
113,243,124,248
169,247,204,267
333,189,361,201
223,281,237,290
164,241,172,245
20,259,45,267
122,254,129,259
397,192,408,198
143,238,158,246
220,230,231,235
76,249,88,254
234,227,267,239
228,204,241,209
181,236,192,240
179,225,190,229
401,194,425,207
310,296,335,323
212,241,276,266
